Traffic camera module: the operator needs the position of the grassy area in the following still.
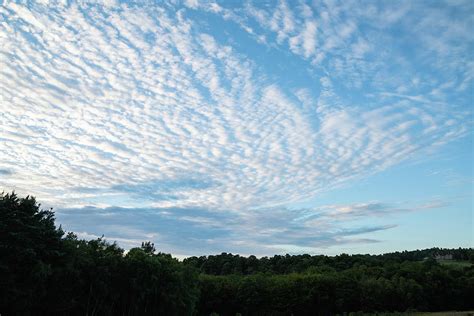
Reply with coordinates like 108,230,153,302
416,312,474,316
339,312,474,316
437,259,473,269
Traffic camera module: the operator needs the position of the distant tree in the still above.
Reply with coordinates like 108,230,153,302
141,241,156,254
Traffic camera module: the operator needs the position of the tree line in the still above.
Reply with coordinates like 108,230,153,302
1,192,473,315
184,248,474,275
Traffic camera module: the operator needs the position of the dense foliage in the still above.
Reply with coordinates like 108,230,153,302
193,259,473,315
1,192,473,315
0,193,198,315
184,248,474,275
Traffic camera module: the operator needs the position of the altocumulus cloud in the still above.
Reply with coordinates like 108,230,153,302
0,1,471,255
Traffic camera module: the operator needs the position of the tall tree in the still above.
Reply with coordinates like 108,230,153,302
0,192,64,314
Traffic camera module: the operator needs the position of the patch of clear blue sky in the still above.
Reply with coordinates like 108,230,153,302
292,133,473,254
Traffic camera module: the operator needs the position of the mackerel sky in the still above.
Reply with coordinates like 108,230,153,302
1,0,472,257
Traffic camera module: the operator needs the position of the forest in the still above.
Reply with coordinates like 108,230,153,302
1,192,473,315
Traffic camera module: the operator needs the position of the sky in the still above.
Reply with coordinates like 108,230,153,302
0,0,472,257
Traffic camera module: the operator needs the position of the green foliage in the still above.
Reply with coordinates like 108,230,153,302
1,192,473,315
0,192,199,315
196,265,474,315
0,192,64,314
438,259,473,269
120,247,199,315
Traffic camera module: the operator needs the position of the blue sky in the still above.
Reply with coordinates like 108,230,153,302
0,0,472,257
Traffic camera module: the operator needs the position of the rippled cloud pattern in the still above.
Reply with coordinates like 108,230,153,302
1,0,472,255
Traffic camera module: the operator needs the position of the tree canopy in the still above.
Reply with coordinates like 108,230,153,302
1,192,473,315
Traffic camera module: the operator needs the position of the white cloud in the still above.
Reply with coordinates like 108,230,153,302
0,2,471,253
